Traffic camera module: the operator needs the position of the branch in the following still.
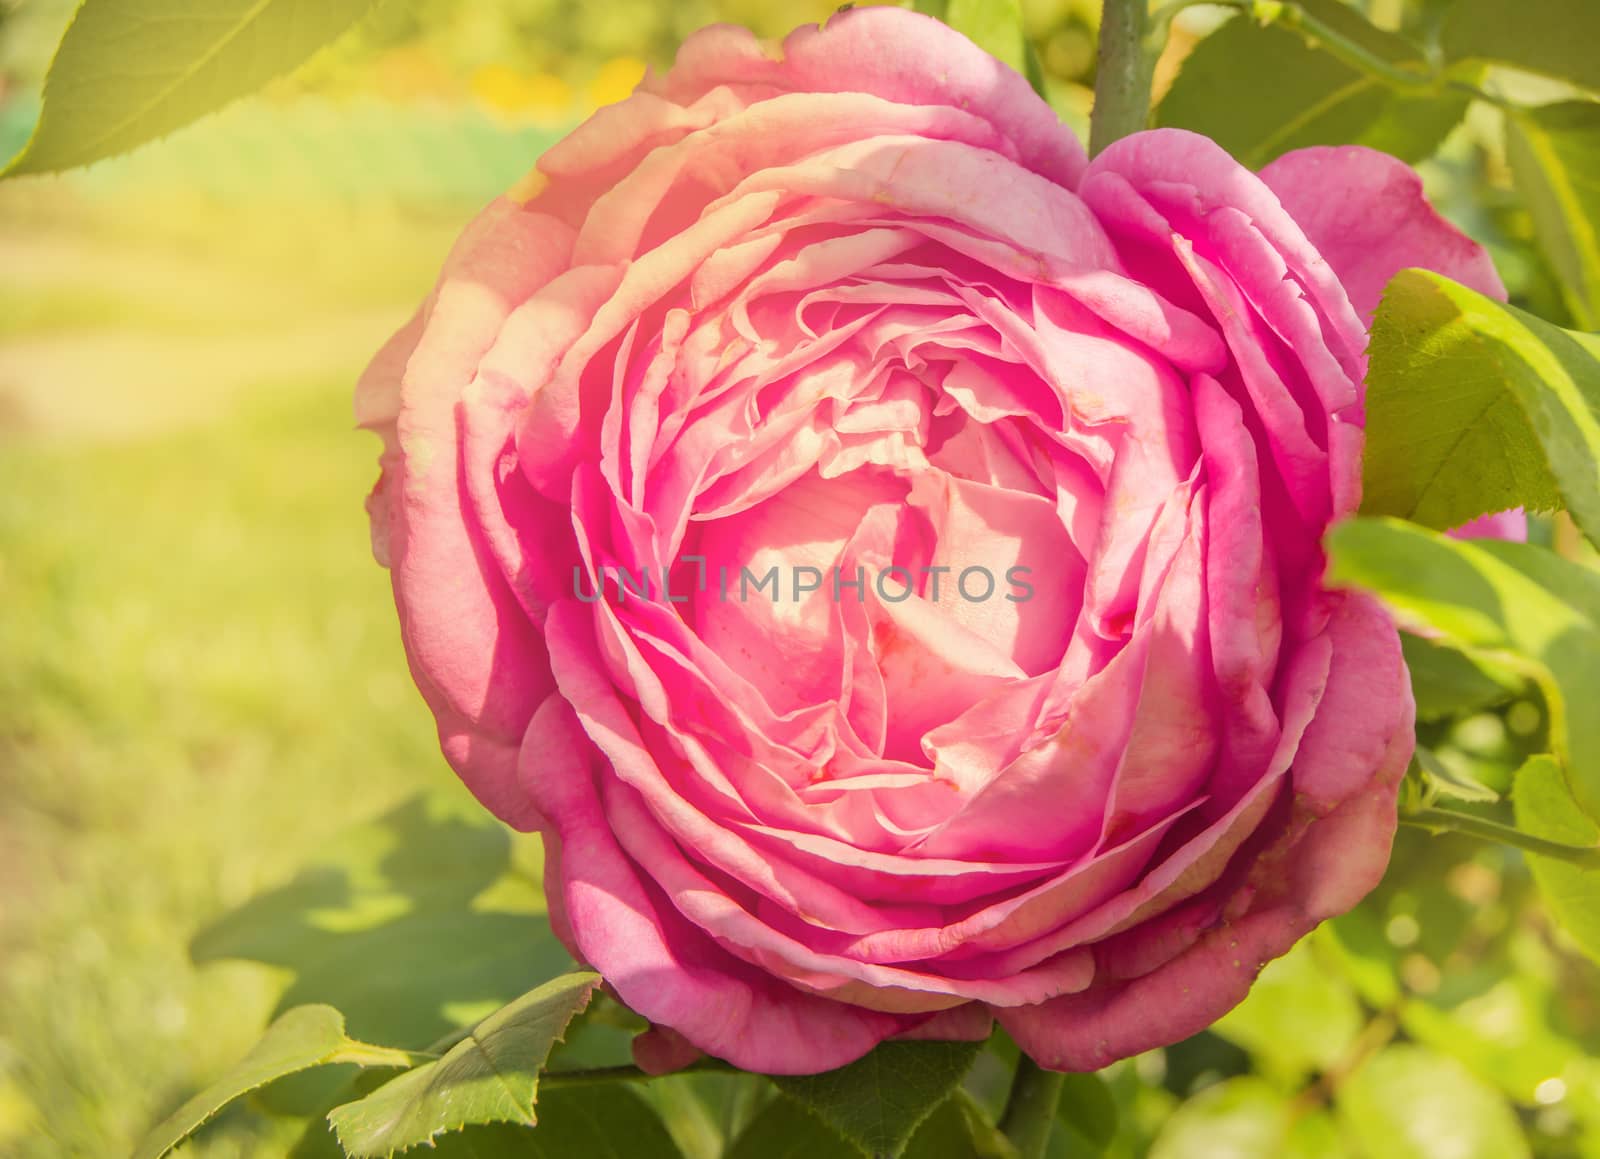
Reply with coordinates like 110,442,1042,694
1090,0,1156,155
1402,807,1600,869
539,1057,741,1087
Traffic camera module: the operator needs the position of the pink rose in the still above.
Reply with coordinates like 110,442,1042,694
358,8,1503,1073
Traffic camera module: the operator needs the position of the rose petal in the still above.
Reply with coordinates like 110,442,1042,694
1260,145,1507,318
524,684,901,1074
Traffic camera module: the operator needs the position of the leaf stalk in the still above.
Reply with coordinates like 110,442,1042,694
1402,807,1600,868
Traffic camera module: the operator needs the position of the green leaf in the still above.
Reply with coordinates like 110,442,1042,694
133,1005,409,1159
550,1000,769,1159
328,972,602,1157
1336,1045,1530,1159
307,1088,686,1159
725,1096,859,1159
287,1068,397,1159
771,1040,984,1159
635,1072,772,1159
5,0,382,176
1362,269,1600,545
1149,1078,1338,1159
1053,1072,1117,1155
360,1124,539,1159
1507,102,1600,330
1443,0,1600,94
192,792,571,1052
473,1087,687,1159
944,0,1027,77
1402,633,1521,723
1475,534,1600,619
905,1093,1017,1159
1156,1,1466,168
1210,941,1364,1085
1514,754,1600,963
523,1086,687,1159
1326,520,1600,817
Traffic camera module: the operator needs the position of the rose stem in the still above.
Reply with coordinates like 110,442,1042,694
999,1053,1067,1158
1089,0,1156,156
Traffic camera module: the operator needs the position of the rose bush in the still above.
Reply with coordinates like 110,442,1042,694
357,6,1505,1073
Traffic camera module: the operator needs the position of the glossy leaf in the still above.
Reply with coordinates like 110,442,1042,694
726,1090,1014,1159
1157,0,1466,167
1514,754,1600,964
1336,1046,1530,1159
906,1093,1016,1159
304,1087,685,1159
1362,270,1599,546
133,1005,408,1159
5,0,380,176
638,1073,773,1159
328,972,601,1157
485,1087,686,1159
1507,102,1600,330
287,1067,397,1159
1326,520,1600,818
1475,534,1600,618
1443,0,1600,94
192,792,569,1051
771,1040,984,1159
1402,633,1521,723
725,1096,859,1159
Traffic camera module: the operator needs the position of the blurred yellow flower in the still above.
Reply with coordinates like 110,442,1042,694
589,56,648,109
471,63,573,119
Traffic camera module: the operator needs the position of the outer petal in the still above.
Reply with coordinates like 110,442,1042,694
642,6,1087,188
1084,128,1369,371
355,308,422,569
1260,145,1507,318
1079,129,1363,523
1289,591,1416,808
388,200,574,828
892,1004,995,1043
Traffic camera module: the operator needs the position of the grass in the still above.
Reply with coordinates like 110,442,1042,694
0,288,222,340
0,377,452,1157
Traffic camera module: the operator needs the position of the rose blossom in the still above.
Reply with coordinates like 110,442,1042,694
358,7,1504,1073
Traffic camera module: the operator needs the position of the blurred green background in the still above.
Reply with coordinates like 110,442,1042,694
2,1,1598,1156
